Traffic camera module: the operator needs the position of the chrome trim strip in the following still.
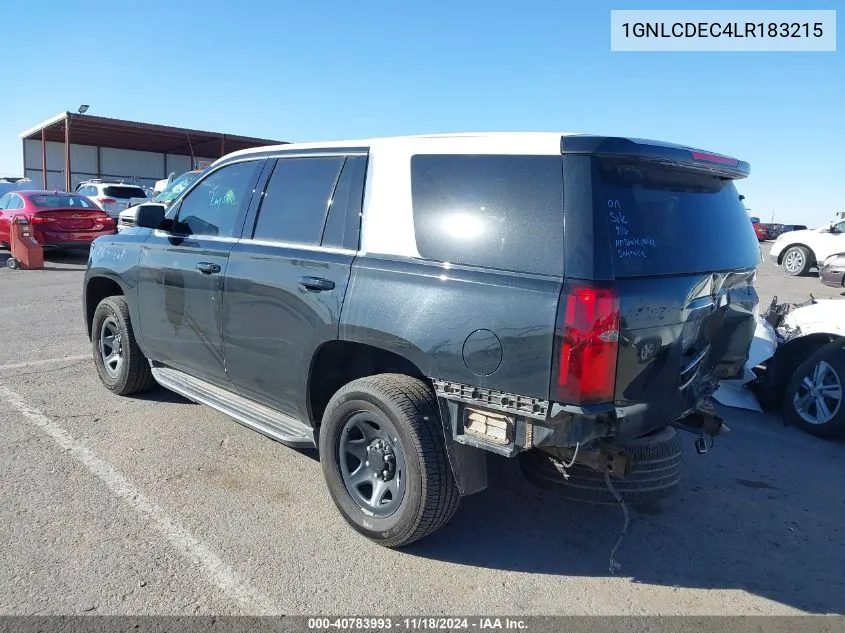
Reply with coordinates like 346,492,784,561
237,238,357,256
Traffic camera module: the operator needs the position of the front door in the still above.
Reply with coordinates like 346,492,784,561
136,158,265,388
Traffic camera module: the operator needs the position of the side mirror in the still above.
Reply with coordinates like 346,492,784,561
135,203,166,230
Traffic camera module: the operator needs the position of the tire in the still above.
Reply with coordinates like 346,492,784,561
6,257,19,269
783,340,845,438
782,246,813,276
318,373,460,548
520,426,683,505
91,296,156,396
753,338,831,411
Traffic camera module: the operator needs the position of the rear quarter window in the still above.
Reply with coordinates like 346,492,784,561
410,155,564,276
596,159,760,277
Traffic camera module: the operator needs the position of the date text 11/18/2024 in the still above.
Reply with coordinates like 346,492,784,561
307,617,529,630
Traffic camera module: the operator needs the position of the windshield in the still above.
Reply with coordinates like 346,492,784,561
154,171,201,204
596,158,760,278
30,194,97,209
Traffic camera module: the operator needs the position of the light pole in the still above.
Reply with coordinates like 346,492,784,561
64,105,90,191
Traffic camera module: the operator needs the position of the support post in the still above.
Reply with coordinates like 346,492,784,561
64,113,72,191
41,129,47,189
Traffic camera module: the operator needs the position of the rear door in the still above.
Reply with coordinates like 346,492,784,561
223,152,366,422
567,142,760,439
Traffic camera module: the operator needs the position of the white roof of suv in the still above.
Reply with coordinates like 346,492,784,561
222,132,582,164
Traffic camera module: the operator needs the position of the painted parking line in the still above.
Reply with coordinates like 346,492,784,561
0,355,90,372
0,385,279,613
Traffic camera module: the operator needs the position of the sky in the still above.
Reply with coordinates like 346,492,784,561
1,0,842,227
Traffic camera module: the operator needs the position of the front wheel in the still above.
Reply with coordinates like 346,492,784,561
782,246,813,276
91,296,156,396
318,374,460,548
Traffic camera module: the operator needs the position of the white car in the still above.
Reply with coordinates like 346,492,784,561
769,217,845,276
75,180,151,219
715,296,845,437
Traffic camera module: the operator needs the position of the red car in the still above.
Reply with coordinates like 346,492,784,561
0,190,116,250
752,221,774,242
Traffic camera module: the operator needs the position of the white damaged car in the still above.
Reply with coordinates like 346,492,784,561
715,296,845,437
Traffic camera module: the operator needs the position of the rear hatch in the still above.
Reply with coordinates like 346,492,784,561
98,185,149,216
556,137,760,440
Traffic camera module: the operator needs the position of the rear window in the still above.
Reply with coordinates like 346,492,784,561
103,186,148,199
596,159,760,278
410,155,564,275
30,194,96,209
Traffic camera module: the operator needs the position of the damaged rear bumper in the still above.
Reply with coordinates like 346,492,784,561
432,378,726,495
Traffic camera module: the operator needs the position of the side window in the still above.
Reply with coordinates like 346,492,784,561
0,194,10,210
174,161,261,237
7,195,24,210
322,156,366,250
252,156,344,245
410,155,564,275
833,221,845,234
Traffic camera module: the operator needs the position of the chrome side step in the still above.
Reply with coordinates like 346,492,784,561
151,365,316,448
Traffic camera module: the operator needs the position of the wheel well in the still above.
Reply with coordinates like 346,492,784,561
307,341,427,427
763,333,837,403
777,243,816,265
85,277,124,339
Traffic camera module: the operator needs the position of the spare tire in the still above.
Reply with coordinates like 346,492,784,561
519,426,683,505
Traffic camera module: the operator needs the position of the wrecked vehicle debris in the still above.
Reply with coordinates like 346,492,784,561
714,295,845,437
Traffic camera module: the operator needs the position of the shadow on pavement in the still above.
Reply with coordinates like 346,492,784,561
408,408,845,614
128,385,195,405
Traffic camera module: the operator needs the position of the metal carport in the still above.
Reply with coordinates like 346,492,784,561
19,112,287,191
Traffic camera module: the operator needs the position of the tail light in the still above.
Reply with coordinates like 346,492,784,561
98,216,116,231
553,282,620,405
30,216,55,225
96,198,117,206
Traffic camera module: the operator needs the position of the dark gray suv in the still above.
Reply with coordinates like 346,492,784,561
83,133,760,547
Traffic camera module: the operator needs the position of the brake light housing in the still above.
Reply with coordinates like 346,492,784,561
553,282,620,405
96,197,117,206
690,151,739,167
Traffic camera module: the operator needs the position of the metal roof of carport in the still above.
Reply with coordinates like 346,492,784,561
20,112,286,158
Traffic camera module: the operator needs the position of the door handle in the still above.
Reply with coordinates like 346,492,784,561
298,276,335,292
196,262,221,275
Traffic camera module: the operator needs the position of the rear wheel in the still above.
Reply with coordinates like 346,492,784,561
319,374,460,548
783,341,845,438
520,426,683,505
91,296,156,396
6,257,19,270
782,246,813,276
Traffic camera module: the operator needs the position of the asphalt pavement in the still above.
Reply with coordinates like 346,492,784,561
0,245,842,616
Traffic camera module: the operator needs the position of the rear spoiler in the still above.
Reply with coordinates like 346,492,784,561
560,135,750,180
